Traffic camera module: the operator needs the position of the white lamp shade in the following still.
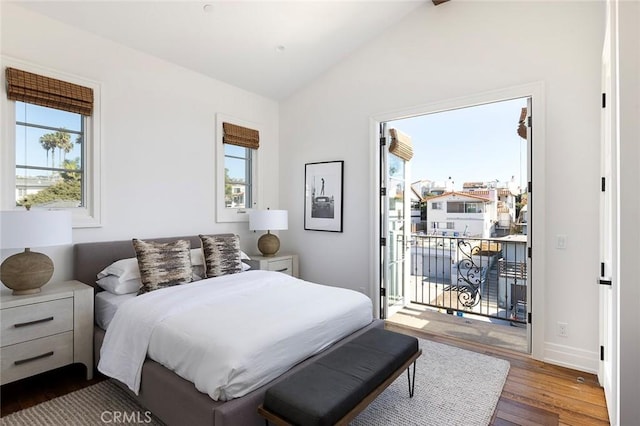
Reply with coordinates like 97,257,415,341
1,210,72,249
249,210,288,231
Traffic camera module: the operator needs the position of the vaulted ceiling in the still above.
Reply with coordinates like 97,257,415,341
15,1,434,100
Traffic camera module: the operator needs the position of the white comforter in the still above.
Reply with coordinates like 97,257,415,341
98,270,373,401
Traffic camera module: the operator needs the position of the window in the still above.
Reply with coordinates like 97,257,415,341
215,114,260,222
224,145,252,208
15,102,85,209
447,201,464,213
465,202,483,213
447,222,455,229
447,201,484,214
431,201,442,210
2,62,101,227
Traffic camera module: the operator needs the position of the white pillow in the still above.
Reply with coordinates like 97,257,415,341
191,248,204,266
97,257,140,281
96,275,142,295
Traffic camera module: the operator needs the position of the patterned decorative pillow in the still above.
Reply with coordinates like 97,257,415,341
199,234,243,278
132,239,193,295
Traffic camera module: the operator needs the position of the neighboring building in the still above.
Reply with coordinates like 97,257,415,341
15,175,58,201
461,179,521,236
423,191,495,238
227,183,246,208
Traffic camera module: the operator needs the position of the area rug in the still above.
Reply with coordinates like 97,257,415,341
1,338,509,426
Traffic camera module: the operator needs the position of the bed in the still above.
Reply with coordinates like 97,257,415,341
73,235,381,426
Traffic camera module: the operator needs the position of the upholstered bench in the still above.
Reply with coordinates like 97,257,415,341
257,328,422,426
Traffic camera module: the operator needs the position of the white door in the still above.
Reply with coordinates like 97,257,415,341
598,1,616,421
380,123,411,319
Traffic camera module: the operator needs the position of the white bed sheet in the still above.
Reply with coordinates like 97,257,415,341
98,270,373,401
94,291,137,330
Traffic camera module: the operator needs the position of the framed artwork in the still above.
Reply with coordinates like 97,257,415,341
304,161,344,232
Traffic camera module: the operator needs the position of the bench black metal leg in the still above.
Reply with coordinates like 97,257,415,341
406,359,417,398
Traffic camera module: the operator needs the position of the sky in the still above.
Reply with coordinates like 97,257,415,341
388,97,528,192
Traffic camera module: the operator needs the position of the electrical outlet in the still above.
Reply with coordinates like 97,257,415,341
558,322,568,337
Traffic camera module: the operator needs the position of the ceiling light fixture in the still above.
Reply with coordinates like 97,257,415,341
275,45,286,53
203,4,213,13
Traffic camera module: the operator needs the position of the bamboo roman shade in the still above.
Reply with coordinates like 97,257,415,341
389,128,414,161
6,67,93,116
222,122,260,150
517,107,527,139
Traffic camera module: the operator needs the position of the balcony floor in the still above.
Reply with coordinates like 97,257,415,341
387,302,528,354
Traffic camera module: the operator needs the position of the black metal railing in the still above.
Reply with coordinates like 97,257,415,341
409,233,528,324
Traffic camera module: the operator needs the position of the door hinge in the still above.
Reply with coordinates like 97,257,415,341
601,177,606,192
528,181,532,193
380,237,387,246
380,136,386,146
527,116,532,127
602,93,606,108
600,345,605,361
527,312,532,324
380,187,387,196
527,247,532,258
380,288,386,297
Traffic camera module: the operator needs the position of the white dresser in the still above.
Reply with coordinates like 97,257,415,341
0,280,93,385
246,254,299,278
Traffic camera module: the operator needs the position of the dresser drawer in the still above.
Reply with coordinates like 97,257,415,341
1,298,73,347
1,331,73,385
267,259,294,275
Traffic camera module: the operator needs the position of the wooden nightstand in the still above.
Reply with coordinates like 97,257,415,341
0,280,94,385
246,254,299,278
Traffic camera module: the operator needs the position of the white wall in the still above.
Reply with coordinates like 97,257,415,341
617,0,640,423
280,1,604,372
0,4,280,282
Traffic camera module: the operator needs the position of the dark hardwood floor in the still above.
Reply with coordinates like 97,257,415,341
1,364,106,417
1,326,610,425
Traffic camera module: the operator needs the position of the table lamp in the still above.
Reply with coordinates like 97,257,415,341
249,209,288,257
1,210,72,295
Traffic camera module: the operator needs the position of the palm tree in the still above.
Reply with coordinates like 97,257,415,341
39,134,54,170
39,130,72,170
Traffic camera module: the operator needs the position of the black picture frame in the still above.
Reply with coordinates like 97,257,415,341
304,161,344,232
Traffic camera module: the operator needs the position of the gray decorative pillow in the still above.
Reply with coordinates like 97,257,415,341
132,239,193,295
199,234,243,278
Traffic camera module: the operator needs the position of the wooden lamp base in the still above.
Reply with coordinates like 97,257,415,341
0,249,53,295
257,232,280,257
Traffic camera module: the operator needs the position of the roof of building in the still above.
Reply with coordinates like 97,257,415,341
423,191,494,203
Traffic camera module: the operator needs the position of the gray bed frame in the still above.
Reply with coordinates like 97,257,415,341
73,235,382,426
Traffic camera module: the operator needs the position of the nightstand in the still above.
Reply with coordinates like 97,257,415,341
246,254,299,278
0,280,93,385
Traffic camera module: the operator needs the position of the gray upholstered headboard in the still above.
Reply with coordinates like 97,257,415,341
72,234,234,289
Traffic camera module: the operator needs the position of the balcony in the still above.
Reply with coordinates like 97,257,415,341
408,234,528,324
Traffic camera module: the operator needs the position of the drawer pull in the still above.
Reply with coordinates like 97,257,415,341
276,268,289,272
14,351,54,366
14,316,54,328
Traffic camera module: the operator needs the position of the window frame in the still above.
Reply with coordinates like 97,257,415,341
1,57,102,228
215,113,260,223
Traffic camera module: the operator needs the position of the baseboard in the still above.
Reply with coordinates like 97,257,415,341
543,342,598,374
